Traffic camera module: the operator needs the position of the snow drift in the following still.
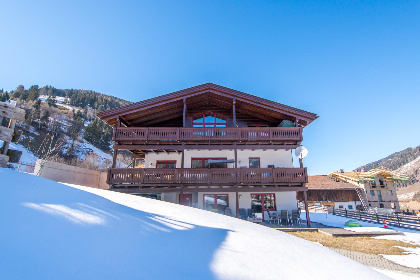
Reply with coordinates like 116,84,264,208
0,169,387,280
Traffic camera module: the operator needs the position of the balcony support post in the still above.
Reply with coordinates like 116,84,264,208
183,98,187,127
233,98,237,127
179,185,183,204
181,142,185,168
112,148,118,168
234,142,237,168
236,187,240,218
303,189,311,228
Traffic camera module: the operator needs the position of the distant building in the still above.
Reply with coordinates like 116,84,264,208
329,167,409,212
297,175,363,210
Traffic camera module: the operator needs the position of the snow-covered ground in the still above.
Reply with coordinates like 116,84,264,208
8,142,38,165
0,169,387,280
306,211,420,270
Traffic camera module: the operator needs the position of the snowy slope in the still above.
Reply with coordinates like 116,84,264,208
0,169,387,280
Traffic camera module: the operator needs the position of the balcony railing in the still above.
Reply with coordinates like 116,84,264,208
107,167,307,186
113,127,302,143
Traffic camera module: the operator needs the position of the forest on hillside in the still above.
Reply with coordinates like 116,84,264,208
0,85,132,170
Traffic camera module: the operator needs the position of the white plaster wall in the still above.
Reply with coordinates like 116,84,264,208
144,153,182,168
144,149,293,168
184,150,235,168
236,149,293,168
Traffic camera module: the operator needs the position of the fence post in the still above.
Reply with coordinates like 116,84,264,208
396,213,400,227
345,209,348,218
376,213,379,224
333,208,335,215
359,210,362,220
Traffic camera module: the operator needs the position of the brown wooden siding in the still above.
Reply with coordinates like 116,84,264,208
107,167,307,186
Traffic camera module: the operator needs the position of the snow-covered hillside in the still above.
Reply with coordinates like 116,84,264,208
0,169,386,280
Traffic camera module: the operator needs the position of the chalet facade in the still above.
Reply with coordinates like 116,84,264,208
329,167,409,212
98,83,318,225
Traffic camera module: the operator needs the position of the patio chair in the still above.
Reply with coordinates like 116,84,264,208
239,208,247,219
247,208,256,218
291,210,300,226
265,209,276,224
280,210,288,226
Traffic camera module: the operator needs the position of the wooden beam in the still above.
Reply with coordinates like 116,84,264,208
110,186,308,193
112,148,118,168
0,126,14,142
114,144,298,150
236,189,239,218
183,98,186,127
0,103,25,121
304,190,311,228
233,98,237,127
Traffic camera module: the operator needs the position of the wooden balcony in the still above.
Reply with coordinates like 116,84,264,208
113,127,302,144
107,167,307,186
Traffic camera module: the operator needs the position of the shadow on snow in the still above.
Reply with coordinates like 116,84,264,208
0,172,229,280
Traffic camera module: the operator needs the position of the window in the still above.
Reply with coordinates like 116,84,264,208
379,203,384,208
371,180,376,188
348,205,353,210
204,194,228,214
193,114,226,127
377,190,383,202
379,179,385,187
251,193,276,213
339,205,343,209
249,158,260,168
388,190,393,196
191,158,227,168
370,190,375,196
156,160,176,168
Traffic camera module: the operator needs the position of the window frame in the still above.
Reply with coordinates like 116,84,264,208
156,160,177,168
249,157,261,168
250,193,277,212
192,113,227,128
191,157,227,168
203,194,229,210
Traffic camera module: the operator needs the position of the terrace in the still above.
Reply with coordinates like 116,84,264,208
113,126,303,144
107,167,307,186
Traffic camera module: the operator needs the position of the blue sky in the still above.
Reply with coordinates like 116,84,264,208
1,0,419,174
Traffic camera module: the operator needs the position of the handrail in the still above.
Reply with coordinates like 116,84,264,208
107,167,307,185
113,127,302,142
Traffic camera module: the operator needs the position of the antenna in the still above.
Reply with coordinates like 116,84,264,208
295,146,308,159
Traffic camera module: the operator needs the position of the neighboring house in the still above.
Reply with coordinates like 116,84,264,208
297,175,363,210
97,83,318,225
329,167,409,212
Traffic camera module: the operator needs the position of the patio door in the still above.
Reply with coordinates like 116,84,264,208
180,194,192,206
251,194,276,220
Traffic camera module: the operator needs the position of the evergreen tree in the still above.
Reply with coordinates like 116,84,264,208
27,85,39,101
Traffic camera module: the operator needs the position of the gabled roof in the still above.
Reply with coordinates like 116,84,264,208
307,175,357,190
329,167,409,183
97,83,318,126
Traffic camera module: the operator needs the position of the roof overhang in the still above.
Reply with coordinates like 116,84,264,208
97,83,318,127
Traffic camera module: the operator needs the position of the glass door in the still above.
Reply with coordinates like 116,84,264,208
251,194,276,220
